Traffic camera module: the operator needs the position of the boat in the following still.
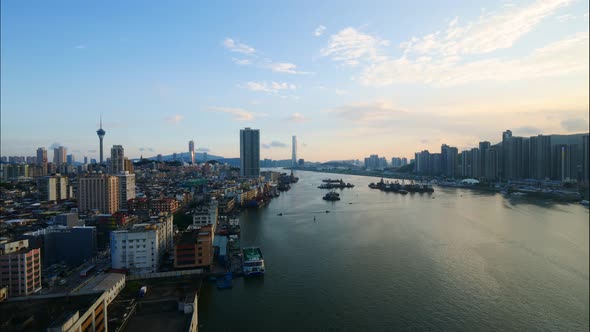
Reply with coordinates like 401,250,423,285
322,178,343,183
398,189,408,195
242,247,265,276
580,200,589,206
277,213,283,216
323,191,341,201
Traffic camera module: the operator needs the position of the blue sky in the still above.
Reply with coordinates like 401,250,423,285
1,0,588,161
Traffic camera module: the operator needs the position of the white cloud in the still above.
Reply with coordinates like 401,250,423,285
324,100,408,122
314,25,327,37
223,38,256,54
556,14,576,22
267,62,311,74
402,0,572,57
289,112,310,123
361,32,589,87
243,81,297,93
321,27,390,66
166,114,184,124
208,107,255,121
74,44,86,49
233,58,252,65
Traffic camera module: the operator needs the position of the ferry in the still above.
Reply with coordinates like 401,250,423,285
242,247,265,276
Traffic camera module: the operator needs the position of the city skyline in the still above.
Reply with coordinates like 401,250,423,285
1,0,589,161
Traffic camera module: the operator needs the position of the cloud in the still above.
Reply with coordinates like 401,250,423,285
208,107,255,121
223,39,310,74
321,27,390,66
402,0,572,57
139,147,155,152
166,114,184,124
233,58,252,65
561,118,589,132
196,147,210,152
243,81,296,93
324,100,407,122
289,112,310,123
361,32,589,86
514,126,542,135
74,44,86,49
314,25,327,37
556,14,576,22
267,62,311,74
262,141,288,149
49,142,63,149
87,149,97,153
223,38,256,54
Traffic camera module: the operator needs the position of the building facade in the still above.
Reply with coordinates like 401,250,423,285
110,145,125,174
116,171,136,210
0,239,42,297
240,127,260,177
78,173,120,214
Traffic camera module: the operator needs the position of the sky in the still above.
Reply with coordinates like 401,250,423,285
1,0,589,162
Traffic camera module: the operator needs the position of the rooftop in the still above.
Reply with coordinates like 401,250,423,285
243,247,263,261
0,293,102,332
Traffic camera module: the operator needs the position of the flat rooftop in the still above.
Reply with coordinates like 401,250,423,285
0,293,102,332
243,247,263,261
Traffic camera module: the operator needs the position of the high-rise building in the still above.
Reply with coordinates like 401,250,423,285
529,135,552,179
501,129,512,179
189,140,195,165
66,154,75,165
292,136,297,168
116,171,136,210
240,128,260,177
0,239,42,297
485,147,500,180
36,148,47,170
471,148,480,178
37,175,69,201
110,145,125,174
53,146,67,166
124,157,134,174
97,116,106,164
441,144,458,177
478,142,490,178
583,135,589,184
84,156,88,164
78,174,120,214
414,150,430,174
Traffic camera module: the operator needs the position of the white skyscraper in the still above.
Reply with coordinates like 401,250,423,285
240,128,260,177
189,140,195,165
292,136,297,168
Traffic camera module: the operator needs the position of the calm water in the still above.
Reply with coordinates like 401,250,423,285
199,171,589,331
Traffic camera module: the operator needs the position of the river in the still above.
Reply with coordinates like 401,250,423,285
199,170,589,331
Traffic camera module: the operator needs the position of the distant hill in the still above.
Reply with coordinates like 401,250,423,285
134,151,225,162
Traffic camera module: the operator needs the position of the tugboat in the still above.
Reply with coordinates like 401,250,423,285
323,191,341,201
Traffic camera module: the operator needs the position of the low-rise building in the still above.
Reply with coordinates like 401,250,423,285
174,224,213,270
192,200,218,231
110,213,173,275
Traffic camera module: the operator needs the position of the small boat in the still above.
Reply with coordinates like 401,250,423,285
580,200,590,206
277,213,283,216
399,189,408,195
325,210,330,213
322,191,340,201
